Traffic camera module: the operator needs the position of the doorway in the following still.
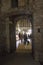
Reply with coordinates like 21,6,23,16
16,18,32,53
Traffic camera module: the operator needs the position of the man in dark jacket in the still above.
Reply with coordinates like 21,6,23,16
24,33,27,45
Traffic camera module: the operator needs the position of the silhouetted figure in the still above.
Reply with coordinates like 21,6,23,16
19,33,22,43
24,33,27,45
19,33,21,40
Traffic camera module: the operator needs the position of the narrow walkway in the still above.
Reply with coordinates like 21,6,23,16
0,53,40,65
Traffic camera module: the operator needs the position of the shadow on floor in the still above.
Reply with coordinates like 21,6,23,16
0,52,40,65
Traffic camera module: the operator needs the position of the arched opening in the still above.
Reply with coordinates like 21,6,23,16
9,14,33,54
15,18,32,53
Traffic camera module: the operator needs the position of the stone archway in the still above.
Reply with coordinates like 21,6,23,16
3,13,34,54
9,14,33,53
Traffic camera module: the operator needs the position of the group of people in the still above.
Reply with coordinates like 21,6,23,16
19,32,29,45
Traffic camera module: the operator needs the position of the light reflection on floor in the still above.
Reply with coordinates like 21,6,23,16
16,39,32,53
16,39,32,48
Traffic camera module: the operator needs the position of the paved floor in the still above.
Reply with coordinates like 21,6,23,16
0,53,40,65
16,43,32,52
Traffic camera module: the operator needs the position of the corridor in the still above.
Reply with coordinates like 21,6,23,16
16,18,32,52
0,53,40,65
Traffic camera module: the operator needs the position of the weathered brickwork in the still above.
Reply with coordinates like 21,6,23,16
33,0,43,61
1,0,11,12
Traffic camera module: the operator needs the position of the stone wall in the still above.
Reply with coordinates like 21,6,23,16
9,20,16,53
18,0,26,7
0,0,43,62
0,20,6,54
1,0,11,12
1,0,33,11
33,0,43,61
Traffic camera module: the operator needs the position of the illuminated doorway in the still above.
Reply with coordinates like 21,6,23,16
16,18,32,53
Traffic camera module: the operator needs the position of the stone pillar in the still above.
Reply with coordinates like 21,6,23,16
5,17,10,53
14,20,16,51
0,19,6,54
9,19,16,53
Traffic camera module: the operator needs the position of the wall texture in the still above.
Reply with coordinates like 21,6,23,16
0,0,43,62
33,0,43,61
1,0,11,12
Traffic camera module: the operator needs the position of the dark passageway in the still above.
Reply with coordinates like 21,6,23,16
0,53,40,65
0,0,43,65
